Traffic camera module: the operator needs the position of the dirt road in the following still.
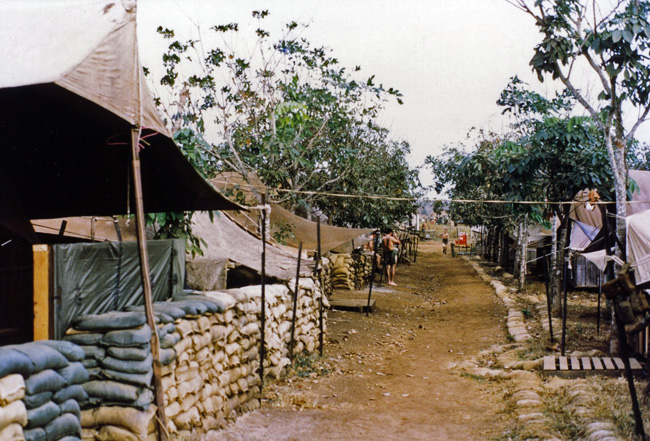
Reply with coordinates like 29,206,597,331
215,240,509,440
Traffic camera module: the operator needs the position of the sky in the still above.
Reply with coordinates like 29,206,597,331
137,0,650,191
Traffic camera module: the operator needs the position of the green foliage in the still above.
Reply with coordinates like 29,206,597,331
271,219,296,245
151,11,417,229
145,211,213,258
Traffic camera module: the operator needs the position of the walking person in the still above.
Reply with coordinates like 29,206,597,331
382,229,401,286
440,229,449,254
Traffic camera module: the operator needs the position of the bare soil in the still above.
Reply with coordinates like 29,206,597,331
215,240,511,440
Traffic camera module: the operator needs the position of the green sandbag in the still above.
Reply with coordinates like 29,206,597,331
24,391,53,410
44,413,81,441
52,385,88,404
101,354,152,375
25,370,67,395
34,341,84,362
10,344,68,372
63,333,103,346
57,363,89,385
26,401,61,430
81,359,98,369
160,348,176,366
102,369,153,388
102,388,153,410
102,326,151,347
72,312,146,331
0,348,35,377
159,333,180,349
82,381,139,403
106,346,149,362
24,427,46,441
157,322,176,337
176,293,227,313
79,346,105,361
59,399,81,419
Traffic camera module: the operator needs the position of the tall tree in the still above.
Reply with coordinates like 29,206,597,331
509,0,650,257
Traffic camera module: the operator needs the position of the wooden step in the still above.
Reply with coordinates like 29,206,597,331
543,355,644,377
330,298,376,313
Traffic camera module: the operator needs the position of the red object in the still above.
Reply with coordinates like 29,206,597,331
455,233,467,246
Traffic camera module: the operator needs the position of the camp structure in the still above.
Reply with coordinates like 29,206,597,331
210,172,374,253
0,1,240,343
186,211,315,291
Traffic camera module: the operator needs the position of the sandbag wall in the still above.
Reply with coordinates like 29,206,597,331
0,340,89,441
329,252,373,290
318,256,333,298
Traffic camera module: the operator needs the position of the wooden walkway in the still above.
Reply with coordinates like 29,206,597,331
543,355,643,377
330,298,375,313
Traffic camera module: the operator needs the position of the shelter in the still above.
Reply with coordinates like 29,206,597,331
211,173,373,253
186,212,314,291
0,1,240,345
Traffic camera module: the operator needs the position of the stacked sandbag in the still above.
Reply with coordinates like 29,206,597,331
0,340,88,441
317,256,333,298
330,253,355,290
0,351,27,441
353,252,374,288
63,312,159,441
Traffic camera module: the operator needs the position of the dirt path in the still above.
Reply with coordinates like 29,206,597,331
214,240,509,440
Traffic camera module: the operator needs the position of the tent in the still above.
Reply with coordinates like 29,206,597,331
186,212,314,291
627,209,650,289
0,0,240,229
211,173,373,253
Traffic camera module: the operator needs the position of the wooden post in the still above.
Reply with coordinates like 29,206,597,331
366,231,378,317
317,219,324,357
289,242,303,360
33,244,52,341
131,128,168,441
260,194,267,387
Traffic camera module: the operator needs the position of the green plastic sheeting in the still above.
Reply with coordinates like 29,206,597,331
52,239,185,339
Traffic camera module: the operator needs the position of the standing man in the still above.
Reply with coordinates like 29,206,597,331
382,229,401,286
440,229,449,254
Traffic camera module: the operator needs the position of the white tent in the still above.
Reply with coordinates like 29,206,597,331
627,209,650,288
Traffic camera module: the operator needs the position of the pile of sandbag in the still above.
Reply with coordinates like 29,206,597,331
353,252,374,288
0,340,88,441
317,257,333,297
63,312,161,441
330,253,355,290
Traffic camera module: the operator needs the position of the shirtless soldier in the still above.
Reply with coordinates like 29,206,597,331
382,229,401,286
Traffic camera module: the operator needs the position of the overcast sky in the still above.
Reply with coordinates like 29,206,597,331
137,0,649,190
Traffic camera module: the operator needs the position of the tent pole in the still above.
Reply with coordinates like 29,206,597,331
597,272,602,335
542,249,554,342
561,259,568,356
130,128,168,441
317,219,324,357
260,193,267,388
289,242,303,361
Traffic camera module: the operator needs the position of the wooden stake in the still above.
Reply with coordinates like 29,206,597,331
260,194,267,387
317,219,324,356
289,242,303,360
131,128,168,441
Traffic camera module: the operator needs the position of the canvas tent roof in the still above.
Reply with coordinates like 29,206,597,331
187,211,314,290
0,1,240,228
211,173,373,253
627,209,650,289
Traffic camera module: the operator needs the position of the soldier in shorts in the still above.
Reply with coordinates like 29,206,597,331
382,229,401,286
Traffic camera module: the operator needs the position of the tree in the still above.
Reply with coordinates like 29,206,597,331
151,12,417,229
509,0,650,257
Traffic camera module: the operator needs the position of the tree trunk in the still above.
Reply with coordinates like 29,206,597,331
519,220,528,291
552,206,571,314
550,214,559,312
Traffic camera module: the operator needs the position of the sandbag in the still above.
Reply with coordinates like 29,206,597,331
25,401,60,430
159,333,181,349
58,437,83,441
57,363,89,386
82,381,139,403
73,312,146,332
33,342,84,363
0,400,27,431
156,323,176,338
81,359,99,369
52,385,88,404
106,346,149,362
0,348,35,377
0,374,25,405
81,406,155,437
102,369,152,388
170,300,207,316
44,413,81,441
79,346,105,361
59,399,81,419
0,423,26,441
97,424,147,441
25,370,67,396
11,345,69,372
173,295,224,313
23,392,52,410
63,333,103,346
102,326,151,347
24,427,46,441
104,388,153,410
101,354,152,375
159,349,176,366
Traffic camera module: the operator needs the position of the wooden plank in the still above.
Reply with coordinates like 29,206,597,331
602,357,616,370
581,357,592,370
543,356,556,371
592,357,604,370
330,298,376,312
613,357,625,370
630,358,643,370
33,244,51,341
570,356,580,370
558,356,569,371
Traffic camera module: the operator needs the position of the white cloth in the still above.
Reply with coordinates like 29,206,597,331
627,209,650,286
